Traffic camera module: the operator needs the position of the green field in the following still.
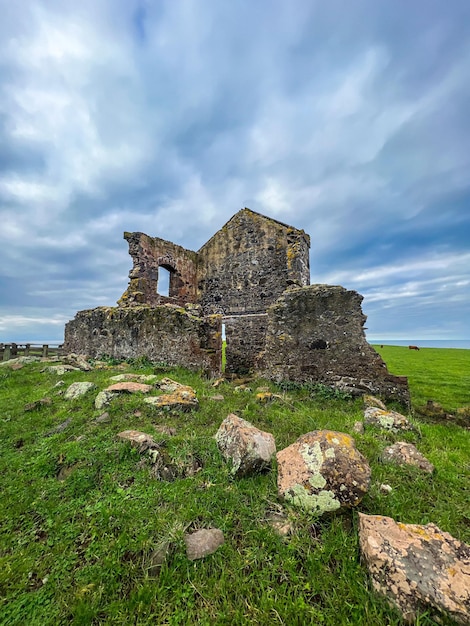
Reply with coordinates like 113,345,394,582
0,348,469,625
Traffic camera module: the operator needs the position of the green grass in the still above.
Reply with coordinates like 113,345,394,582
372,345,470,410
0,349,469,625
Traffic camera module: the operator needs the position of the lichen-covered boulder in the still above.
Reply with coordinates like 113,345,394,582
381,442,435,473
45,364,80,375
144,387,198,412
64,381,96,400
364,407,416,433
276,430,371,515
215,414,276,477
358,513,470,625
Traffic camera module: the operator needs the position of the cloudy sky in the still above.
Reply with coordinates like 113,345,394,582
1,0,469,343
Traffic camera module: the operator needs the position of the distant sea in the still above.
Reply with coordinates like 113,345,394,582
367,339,470,350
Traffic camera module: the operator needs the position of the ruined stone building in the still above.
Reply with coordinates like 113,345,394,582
63,208,409,404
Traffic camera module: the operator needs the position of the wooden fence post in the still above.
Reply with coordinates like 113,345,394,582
42,345,49,358
4,345,11,361
25,344,30,356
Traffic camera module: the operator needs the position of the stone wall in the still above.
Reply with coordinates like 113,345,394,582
197,209,310,315
118,232,198,307
258,285,410,405
63,305,222,376
224,314,268,375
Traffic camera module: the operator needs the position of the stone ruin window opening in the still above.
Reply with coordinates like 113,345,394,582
157,265,172,297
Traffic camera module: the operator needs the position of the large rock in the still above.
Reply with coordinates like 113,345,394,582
381,442,435,473
358,513,470,624
64,381,96,400
45,364,80,375
364,407,416,433
109,374,159,383
144,387,198,412
184,529,225,561
276,430,371,515
94,390,116,410
215,414,276,477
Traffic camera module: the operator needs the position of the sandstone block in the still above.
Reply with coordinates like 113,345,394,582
215,413,276,477
358,513,470,624
276,430,371,515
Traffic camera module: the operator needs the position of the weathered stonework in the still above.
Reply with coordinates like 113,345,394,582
258,285,409,404
63,207,410,404
63,305,221,376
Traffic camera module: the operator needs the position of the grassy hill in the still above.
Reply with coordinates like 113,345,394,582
0,347,469,625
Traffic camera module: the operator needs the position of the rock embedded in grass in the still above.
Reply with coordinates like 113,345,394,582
105,382,154,393
215,413,276,477
64,381,96,400
117,430,158,452
144,387,199,412
184,529,225,561
276,430,371,515
364,407,416,433
358,513,470,625
381,442,435,473
363,394,387,410
94,390,116,410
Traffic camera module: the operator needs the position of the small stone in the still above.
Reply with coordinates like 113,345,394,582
95,412,110,423
266,511,293,537
117,430,157,452
64,381,96,400
381,442,435,473
95,390,116,410
24,398,52,411
147,541,171,574
353,421,365,434
45,417,72,436
209,394,225,401
184,529,225,561
379,483,393,494
256,392,275,403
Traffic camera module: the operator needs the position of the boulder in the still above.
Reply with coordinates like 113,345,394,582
63,353,93,371
64,381,96,400
215,414,276,477
381,442,435,473
144,387,198,412
157,378,187,392
184,529,225,561
364,407,416,433
358,513,470,625
352,421,365,434
105,382,153,394
276,430,371,515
